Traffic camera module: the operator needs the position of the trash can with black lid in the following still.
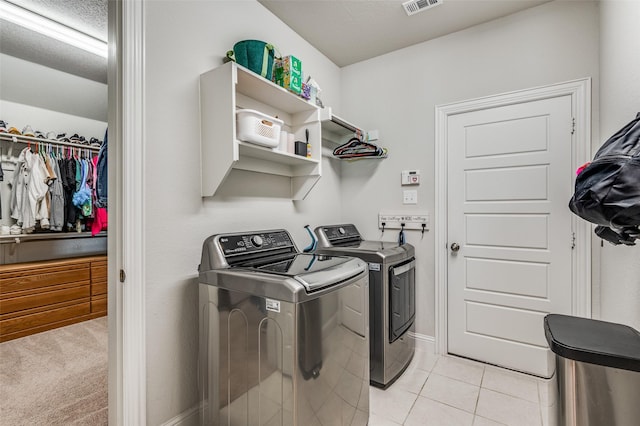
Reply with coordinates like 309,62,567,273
544,314,640,426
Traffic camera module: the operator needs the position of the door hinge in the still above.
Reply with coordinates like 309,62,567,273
571,232,576,249
571,117,576,135
120,269,126,283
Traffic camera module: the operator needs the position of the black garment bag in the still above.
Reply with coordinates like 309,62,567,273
569,113,640,245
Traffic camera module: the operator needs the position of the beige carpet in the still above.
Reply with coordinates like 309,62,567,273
0,317,108,425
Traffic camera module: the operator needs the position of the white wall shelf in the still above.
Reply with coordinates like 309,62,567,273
0,231,107,245
0,133,101,152
200,62,321,200
320,107,364,146
319,107,387,161
237,141,319,166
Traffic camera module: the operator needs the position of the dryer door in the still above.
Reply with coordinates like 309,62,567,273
389,257,416,342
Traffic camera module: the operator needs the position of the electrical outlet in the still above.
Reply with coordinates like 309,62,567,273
403,190,418,204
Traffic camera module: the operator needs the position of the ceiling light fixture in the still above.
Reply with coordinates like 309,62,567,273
0,0,108,58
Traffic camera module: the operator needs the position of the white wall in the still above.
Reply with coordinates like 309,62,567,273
340,0,600,338
597,0,640,330
0,100,107,142
0,54,108,122
0,53,107,147
142,1,342,423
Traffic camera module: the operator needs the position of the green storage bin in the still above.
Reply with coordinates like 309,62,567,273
226,40,275,80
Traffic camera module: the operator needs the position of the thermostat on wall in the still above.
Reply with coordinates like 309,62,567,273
401,170,420,185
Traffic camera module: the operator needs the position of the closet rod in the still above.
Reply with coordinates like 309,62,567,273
0,231,107,245
0,133,101,152
330,115,360,135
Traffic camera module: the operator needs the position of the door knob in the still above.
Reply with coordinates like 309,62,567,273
450,243,460,252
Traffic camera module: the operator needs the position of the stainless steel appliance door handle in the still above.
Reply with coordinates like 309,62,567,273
392,259,416,276
296,259,367,292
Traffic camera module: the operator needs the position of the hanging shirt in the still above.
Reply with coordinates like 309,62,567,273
10,148,30,230
9,148,49,233
81,159,92,218
90,154,107,236
61,157,77,230
91,207,107,237
0,158,3,220
95,129,107,208
29,152,50,232
49,156,65,232
84,158,94,218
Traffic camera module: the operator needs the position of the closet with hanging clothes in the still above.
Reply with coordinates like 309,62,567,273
3,135,106,235
0,130,108,342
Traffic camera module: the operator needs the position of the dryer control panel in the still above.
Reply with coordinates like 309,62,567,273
317,224,362,246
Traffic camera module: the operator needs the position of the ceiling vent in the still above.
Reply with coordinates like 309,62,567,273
402,0,444,16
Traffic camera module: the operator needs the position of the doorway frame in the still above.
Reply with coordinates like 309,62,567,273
108,0,146,424
433,79,592,355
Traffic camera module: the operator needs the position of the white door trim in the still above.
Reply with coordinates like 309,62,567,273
434,79,592,355
108,0,146,424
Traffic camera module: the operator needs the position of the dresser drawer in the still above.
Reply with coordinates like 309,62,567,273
91,260,107,281
0,283,90,315
1,301,91,337
91,295,107,314
91,282,107,296
0,262,90,294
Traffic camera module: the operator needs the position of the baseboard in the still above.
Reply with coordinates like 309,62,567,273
409,331,435,353
161,405,199,426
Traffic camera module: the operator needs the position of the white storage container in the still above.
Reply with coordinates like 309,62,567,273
236,109,283,148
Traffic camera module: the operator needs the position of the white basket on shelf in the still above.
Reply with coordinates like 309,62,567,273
236,109,283,148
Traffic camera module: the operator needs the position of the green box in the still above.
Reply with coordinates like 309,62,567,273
273,56,302,94
282,55,301,76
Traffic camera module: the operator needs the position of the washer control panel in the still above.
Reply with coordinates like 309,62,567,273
218,230,295,257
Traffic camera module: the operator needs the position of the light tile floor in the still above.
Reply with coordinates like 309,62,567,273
369,348,556,426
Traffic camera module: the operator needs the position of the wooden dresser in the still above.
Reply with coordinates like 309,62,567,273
0,255,107,342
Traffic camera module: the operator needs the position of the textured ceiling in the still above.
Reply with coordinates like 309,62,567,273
1,0,551,83
0,0,107,83
7,0,107,40
259,0,551,67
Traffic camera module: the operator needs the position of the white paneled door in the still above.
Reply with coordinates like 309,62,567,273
447,95,574,378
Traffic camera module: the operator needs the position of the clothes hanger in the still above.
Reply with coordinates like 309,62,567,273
333,136,385,158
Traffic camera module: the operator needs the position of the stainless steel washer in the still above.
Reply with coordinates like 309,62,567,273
315,224,415,388
198,229,370,426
